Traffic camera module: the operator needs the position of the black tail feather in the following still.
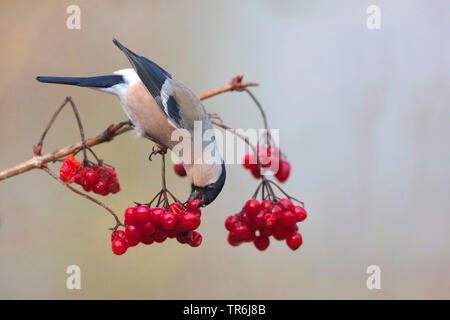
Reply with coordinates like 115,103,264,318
36,75,124,88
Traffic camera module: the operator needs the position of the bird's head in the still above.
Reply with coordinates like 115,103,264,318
188,162,226,206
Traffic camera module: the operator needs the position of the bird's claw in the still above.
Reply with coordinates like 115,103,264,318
148,145,167,161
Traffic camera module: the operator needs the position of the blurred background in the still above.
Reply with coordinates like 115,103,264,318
0,0,449,299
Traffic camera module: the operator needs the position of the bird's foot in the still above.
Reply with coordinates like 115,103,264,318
148,145,168,161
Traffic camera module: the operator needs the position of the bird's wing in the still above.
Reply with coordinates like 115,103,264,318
113,39,208,131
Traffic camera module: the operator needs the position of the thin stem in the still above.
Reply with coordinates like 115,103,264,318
42,166,123,226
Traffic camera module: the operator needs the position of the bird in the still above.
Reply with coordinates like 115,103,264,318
36,39,225,206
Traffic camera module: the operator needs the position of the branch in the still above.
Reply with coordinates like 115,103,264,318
0,76,257,182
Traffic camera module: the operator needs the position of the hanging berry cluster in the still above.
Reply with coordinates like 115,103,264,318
243,145,291,182
59,154,120,196
111,198,203,255
225,197,306,251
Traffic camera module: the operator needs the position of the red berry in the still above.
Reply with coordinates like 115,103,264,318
141,221,156,234
263,213,277,227
173,163,187,177
136,205,151,224
125,224,141,239
149,208,165,224
253,211,265,229
253,236,270,251
233,223,250,240
270,205,283,219
188,231,202,247
250,166,262,179
93,179,108,195
126,237,140,247
281,210,297,227
107,167,117,177
161,212,177,230
272,225,287,240
186,198,201,211
259,227,272,237
111,230,126,241
225,215,239,231
166,229,177,238
124,207,138,225
82,179,92,192
140,235,154,245
293,206,307,222
169,202,184,216
244,199,261,217
243,153,257,169
275,160,291,183
109,182,121,194
181,212,201,230
261,200,273,212
85,169,99,186
176,232,188,244
112,239,127,255
152,228,168,243
286,232,303,250
227,233,242,246
278,198,294,211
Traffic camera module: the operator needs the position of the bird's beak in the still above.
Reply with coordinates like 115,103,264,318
188,188,203,204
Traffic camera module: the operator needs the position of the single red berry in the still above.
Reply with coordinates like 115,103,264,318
181,212,201,230
161,212,177,230
173,163,187,177
169,202,184,216
261,200,273,212
166,229,177,238
125,224,142,239
149,208,165,224
141,221,156,234
85,169,99,186
111,239,128,255
278,198,294,211
188,231,202,247
281,210,297,227
286,232,303,250
270,205,283,219
186,198,201,211
275,160,291,183
125,237,140,247
227,233,242,246
111,230,126,241
176,232,188,244
136,205,151,224
253,236,270,251
152,228,168,243
225,215,239,232
293,206,307,222
263,213,277,227
124,207,139,225
243,153,257,169
107,167,117,177
272,225,287,240
244,199,261,217
140,235,154,245
253,211,265,229
233,223,250,240
82,179,93,192
259,227,272,237
93,179,108,195
251,166,262,179
109,182,121,194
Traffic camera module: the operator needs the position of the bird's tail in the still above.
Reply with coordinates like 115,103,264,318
36,75,124,88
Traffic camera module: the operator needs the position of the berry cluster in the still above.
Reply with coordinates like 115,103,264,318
59,155,120,196
225,198,306,251
242,146,291,182
173,163,187,177
111,198,203,255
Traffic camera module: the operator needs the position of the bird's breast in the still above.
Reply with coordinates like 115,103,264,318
123,81,176,147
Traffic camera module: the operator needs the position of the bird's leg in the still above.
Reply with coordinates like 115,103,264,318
148,144,168,161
